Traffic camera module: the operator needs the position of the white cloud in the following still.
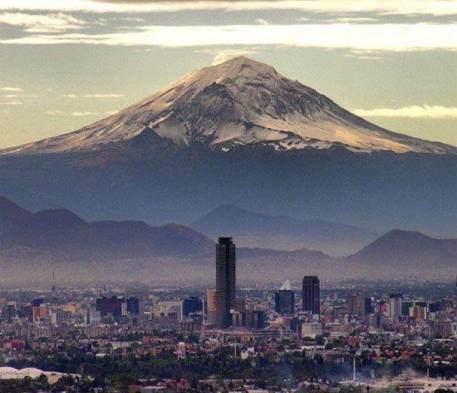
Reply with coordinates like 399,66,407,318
354,105,457,119
83,93,123,98
71,110,117,116
1,87,23,92
45,110,117,116
345,50,382,60
62,93,124,98
46,110,65,115
71,111,101,116
353,55,381,60
331,17,378,23
2,94,38,98
0,12,87,33
1,1,457,16
0,101,23,105
255,18,269,25
210,48,259,65
2,23,457,52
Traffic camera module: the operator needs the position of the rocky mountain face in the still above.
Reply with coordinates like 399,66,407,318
3,57,456,156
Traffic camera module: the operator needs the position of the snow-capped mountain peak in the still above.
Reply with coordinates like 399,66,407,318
2,56,456,155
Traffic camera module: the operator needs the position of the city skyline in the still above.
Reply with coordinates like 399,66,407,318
0,232,455,390
0,2,455,391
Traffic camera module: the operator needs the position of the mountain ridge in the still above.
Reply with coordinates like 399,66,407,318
0,196,214,258
191,203,380,255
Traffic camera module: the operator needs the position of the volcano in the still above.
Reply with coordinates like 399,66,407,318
3,56,455,156
0,57,455,235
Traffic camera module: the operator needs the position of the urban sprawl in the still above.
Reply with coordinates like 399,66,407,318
0,238,456,393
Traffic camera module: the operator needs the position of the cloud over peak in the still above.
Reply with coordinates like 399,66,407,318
354,105,457,119
2,23,456,52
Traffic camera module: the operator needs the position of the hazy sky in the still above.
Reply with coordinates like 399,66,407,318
0,0,456,148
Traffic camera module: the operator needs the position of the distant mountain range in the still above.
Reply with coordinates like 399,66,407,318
0,195,455,285
0,196,213,259
191,204,379,255
0,57,455,238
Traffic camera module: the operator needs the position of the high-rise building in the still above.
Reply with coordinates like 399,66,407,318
302,276,320,315
275,280,295,315
205,288,217,325
86,307,101,325
364,297,373,315
368,313,383,329
183,296,203,317
155,301,183,320
388,293,402,321
215,237,236,328
347,293,367,317
96,296,125,319
245,310,266,330
32,305,49,323
6,302,16,323
401,301,413,317
126,296,140,315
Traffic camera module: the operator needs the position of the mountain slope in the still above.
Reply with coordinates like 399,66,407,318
0,145,455,235
0,195,32,235
349,229,457,267
2,57,456,155
191,204,379,255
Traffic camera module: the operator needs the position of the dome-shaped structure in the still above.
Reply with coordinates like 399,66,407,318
0,367,20,380
0,366,69,383
17,368,45,378
0,367,19,373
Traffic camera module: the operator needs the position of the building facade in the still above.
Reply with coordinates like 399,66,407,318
302,276,320,316
215,237,236,328
275,288,295,315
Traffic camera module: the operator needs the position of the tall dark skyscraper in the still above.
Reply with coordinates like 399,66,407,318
275,280,295,315
215,237,236,328
302,276,320,315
